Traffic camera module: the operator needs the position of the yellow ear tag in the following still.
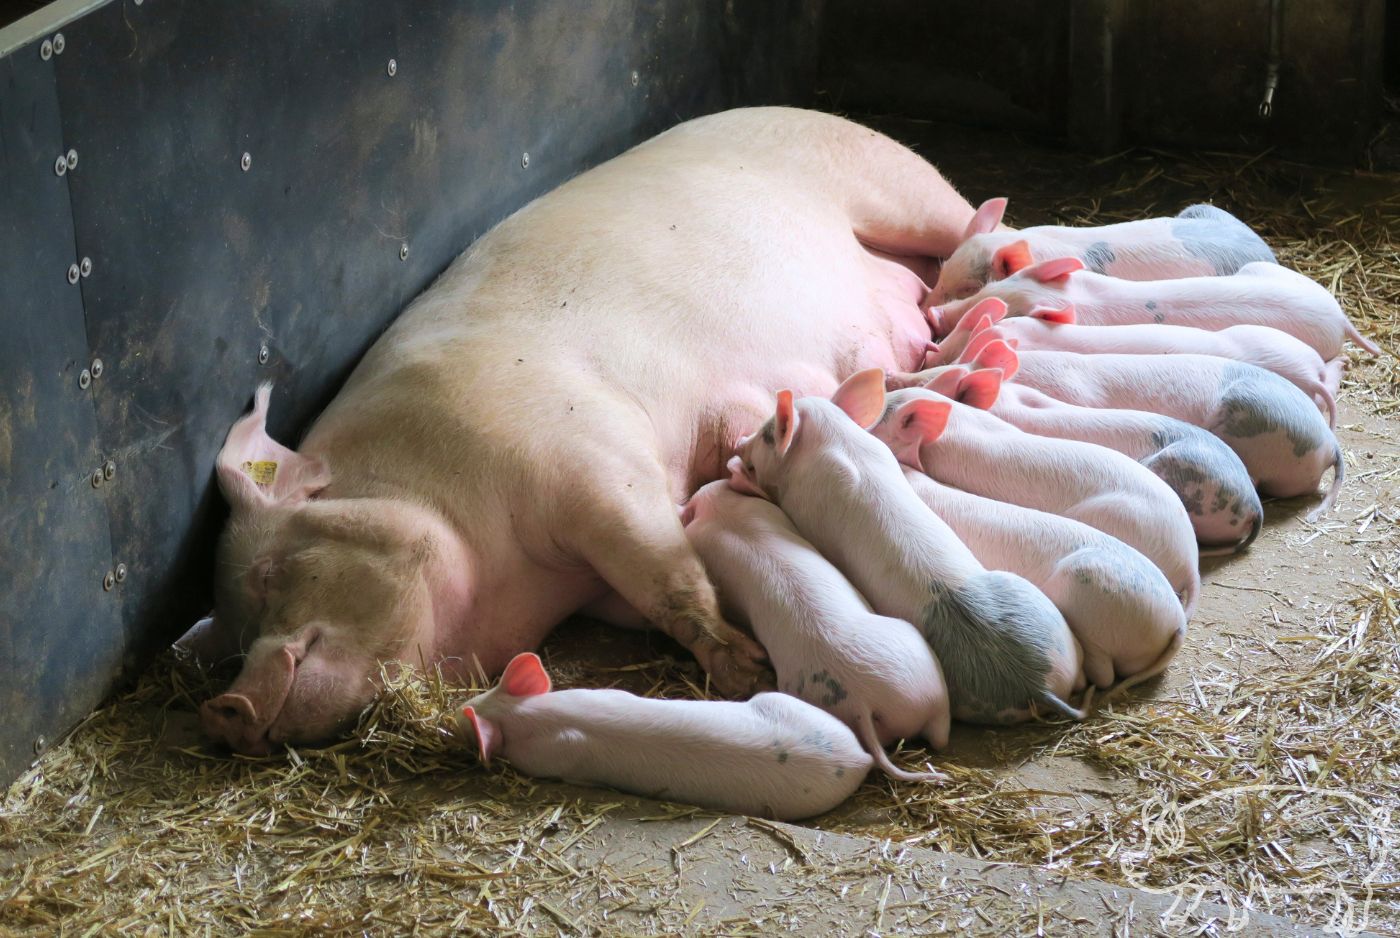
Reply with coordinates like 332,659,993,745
241,460,279,486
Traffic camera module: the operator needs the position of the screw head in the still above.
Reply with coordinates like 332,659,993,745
67,263,80,284
240,152,252,172
40,39,53,60
79,368,92,389
33,736,46,754
80,256,93,278
91,468,104,488
521,152,530,169
103,571,116,591
103,460,116,481
387,58,397,77
258,344,270,365
631,69,640,87
66,149,78,170
90,357,103,378
399,242,409,261
52,33,65,55
55,155,68,176
115,562,128,582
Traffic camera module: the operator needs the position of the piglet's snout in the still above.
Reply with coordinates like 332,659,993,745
200,692,272,755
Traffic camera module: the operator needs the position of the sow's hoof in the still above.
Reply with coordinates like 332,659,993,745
696,626,776,698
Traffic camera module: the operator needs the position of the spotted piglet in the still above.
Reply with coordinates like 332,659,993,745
728,371,1086,726
682,480,950,780
900,468,1185,696
921,364,1263,553
930,199,1276,305
937,298,1338,425
970,342,1345,520
930,254,1376,360
457,653,872,821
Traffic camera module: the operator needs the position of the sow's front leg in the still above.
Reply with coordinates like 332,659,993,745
563,445,775,697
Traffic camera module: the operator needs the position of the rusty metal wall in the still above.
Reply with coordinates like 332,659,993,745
0,0,824,786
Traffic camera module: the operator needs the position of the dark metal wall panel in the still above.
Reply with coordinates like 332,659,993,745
0,0,820,786
0,40,120,782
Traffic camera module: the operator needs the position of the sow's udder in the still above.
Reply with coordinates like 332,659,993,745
918,571,1070,724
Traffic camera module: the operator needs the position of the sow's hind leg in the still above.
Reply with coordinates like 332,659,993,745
562,445,774,698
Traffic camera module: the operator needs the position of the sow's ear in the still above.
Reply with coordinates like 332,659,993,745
774,390,799,456
963,197,1007,240
1026,257,1085,284
956,369,1004,411
460,706,501,767
894,398,953,448
501,652,553,697
216,383,331,513
829,368,886,429
991,240,1034,279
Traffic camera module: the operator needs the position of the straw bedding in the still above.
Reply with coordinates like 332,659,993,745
3,121,1397,936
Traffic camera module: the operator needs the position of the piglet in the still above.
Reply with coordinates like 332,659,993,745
682,480,950,780
935,298,1337,425
929,256,1378,360
900,468,1185,694
931,199,1276,304
914,364,1263,552
856,372,1199,611
457,653,871,821
967,341,1345,520
728,372,1086,726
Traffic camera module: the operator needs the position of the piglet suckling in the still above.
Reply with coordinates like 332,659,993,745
929,255,1377,361
727,372,1086,727
899,468,1186,696
930,199,1276,305
919,365,1262,552
938,300,1337,426
859,371,1200,612
682,481,950,780
457,653,871,821
968,342,1345,520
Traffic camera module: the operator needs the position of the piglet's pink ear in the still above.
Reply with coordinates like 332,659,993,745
992,240,1033,280
1029,304,1076,324
895,398,953,447
1026,257,1085,284
966,297,1008,327
460,706,501,767
775,390,798,456
957,370,1003,410
501,653,552,697
972,339,1020,381
216,384,331,514
925,366,968,398
963,197,1007,239
830,369,886,429
958,326,1004,365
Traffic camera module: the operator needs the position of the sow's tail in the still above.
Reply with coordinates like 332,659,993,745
854,711,948,784
1099,627,1186,707
1306,442,1345,522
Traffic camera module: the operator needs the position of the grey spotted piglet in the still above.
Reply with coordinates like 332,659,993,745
968,341,1345,521
900,468,1186,695
930,199,1276,305
909,362,1264,552
683,480,950,781
727,371,1086,726
457,653,871,821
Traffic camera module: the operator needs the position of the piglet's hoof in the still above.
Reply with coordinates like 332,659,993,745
695,626,775,698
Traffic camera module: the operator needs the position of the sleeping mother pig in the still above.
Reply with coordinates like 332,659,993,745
180,107,985,754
